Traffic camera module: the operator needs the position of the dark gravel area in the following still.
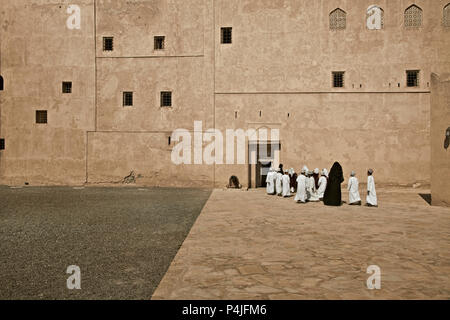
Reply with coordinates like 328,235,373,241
0,186,211,300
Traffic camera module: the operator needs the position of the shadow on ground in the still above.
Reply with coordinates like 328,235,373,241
0,186,211,300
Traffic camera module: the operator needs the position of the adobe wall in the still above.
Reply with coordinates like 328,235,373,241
431,73,450,206
0,0,95,185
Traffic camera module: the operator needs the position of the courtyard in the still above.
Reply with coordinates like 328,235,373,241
153,187,450,300
0,186,211,299
1,185,449,300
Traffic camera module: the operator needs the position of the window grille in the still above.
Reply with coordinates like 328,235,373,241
36,110,48,124
161,92,172,107
221,27,232,44
406,70,420,87
103,37,114,51
404,5,422,28
123,92,133,106
332,72,345,88
330,9,347,30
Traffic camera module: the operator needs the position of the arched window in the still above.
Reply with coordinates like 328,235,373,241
330,8,347,30
404,5,422,28
0,76,3,91
366,6,385,29
444,3,450,27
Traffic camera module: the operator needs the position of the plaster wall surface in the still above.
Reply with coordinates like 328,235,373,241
0,0,449,188
0,0,95,185
431,73,450,207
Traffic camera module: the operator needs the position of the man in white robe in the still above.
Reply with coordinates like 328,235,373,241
282,170,291,197
275,169,283,196
366,169,378,207
317,169,328,200
295,167,308,203
347,171,361,205
266,168,275,195
307,170,320,202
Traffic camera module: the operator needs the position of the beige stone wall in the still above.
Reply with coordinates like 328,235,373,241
0,0,95,185
87,132,214,187
431,73,450,207
0,0,449,188
214,92,431,187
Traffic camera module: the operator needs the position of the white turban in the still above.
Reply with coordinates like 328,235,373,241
322,169,329,177
314,168,320,174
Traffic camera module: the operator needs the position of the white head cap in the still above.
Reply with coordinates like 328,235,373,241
322,169,329,177
314,168,320,174
351,171,356,177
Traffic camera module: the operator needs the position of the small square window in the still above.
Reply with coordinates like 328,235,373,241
154,36,165,50
36,110,48,124
62,82,72,94
406,70,419,87
221,27,232,44
161,91,172,107
123,92,133,107
0,138,5,150
332,71,345,88
103,37,114,51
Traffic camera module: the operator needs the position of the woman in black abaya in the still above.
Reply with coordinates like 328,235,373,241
323,162,344,206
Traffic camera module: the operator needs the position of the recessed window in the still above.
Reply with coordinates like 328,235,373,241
404,5,422,28
406,70,420,87
62,82,72,94
161,91,172,107
103,37,114,51
123,92,133,107
0,139,4,150
0,75,3,91
444,3,450,27
36,110,48,124
154,36,165,50
221,27,232,44
330,8,347,30
332,72,345,88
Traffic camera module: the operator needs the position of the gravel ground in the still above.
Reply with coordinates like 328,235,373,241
0,186,211,300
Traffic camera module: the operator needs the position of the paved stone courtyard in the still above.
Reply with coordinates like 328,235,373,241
0,186,211,300
153,187,450,300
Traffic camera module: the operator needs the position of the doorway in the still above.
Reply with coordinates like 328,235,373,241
248,141,281,188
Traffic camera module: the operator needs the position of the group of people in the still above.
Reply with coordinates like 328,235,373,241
265,162,378,207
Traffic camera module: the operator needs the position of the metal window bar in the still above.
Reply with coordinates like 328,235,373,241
103,37,114,51
221,27,232,44
161,92,172,107
36,110,48,124
123,92,133,106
